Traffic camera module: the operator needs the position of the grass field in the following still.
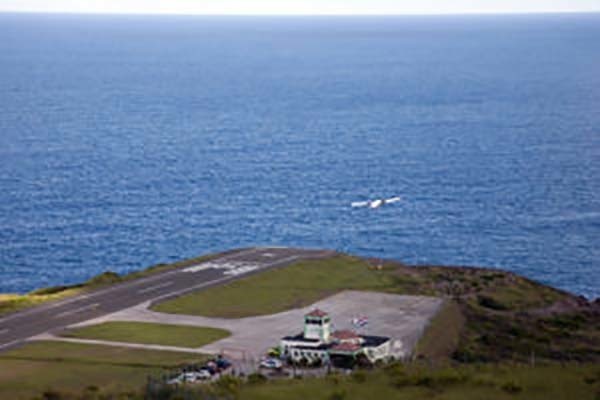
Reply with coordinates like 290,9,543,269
62,321,230,347
236,362,600,400
152,255,394,318
0,288,84,317
0,341,204,399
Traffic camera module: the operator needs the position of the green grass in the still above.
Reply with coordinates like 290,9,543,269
235,362,599,400
152,255,394,318
61,321,230,347
0,341,204,399
0,289,84,317
414,300,464,360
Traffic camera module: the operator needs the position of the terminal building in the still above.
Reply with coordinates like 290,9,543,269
279,309,394,367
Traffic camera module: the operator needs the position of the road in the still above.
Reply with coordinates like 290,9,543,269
0,247,335,353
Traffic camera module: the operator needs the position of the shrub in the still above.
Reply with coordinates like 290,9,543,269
501,380,523,394
29,285,74,295
351,371,366,383
477,295,508,311
433,368,468,385
41,390,66,400
329,389,346,400
247,373,267,385
214,375,242,395
85,271,121,286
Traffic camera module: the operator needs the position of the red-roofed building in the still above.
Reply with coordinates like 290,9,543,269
305,308,329,318
330,342,362,354
331,330,361,341
279,308,394,367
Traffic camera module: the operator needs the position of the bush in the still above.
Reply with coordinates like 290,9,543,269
477,295,509,311
214,375,242,394
85,271,122,286
433,368,468,385
351,371,366,383
41,390,66,400
384,361,405,377
29,285,74,295
501,380,523,394
247,373,267,385
329,389,346,400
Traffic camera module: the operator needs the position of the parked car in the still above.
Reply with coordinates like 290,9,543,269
260,358,283,369
205,361,219,374
182,371,211,382
215,357,232,371
194,369,213,380
166,375,183,385
182,372,200,383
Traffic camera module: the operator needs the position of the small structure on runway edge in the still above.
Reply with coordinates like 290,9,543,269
279,308,399,368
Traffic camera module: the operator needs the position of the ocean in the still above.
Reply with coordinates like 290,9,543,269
0,13,598,297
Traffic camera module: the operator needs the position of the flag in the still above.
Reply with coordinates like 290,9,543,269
351,315,368,328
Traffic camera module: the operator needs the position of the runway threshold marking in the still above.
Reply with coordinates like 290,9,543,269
137,281,174,294
182,248,263,273
152,254,301,303
55,303,100,318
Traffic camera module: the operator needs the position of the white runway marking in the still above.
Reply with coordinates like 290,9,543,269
182,248,263,273
0,339,21,351
184,260,262,274
137,281,174,294
223,266,259,276
55,303,100,318
152,255,300,303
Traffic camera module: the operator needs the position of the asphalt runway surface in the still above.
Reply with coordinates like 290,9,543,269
0,247,335,352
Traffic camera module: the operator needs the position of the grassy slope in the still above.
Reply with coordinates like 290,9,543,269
0,289,84,317
152,255,394,318
238,363,599,400
0,341,204,399
61,321,230,348
413,300,464,359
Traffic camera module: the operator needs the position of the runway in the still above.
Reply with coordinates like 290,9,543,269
0,247,335,352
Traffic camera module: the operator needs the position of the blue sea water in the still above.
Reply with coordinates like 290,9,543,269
0,13,599,297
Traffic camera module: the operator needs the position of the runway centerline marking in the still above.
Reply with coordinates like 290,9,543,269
137,281,174,294
55,303,100,318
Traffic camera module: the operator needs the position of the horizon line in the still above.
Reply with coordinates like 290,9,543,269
1,9,600,17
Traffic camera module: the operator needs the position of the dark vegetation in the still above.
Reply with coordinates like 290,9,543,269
381,260,600,363
19,362,600,400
